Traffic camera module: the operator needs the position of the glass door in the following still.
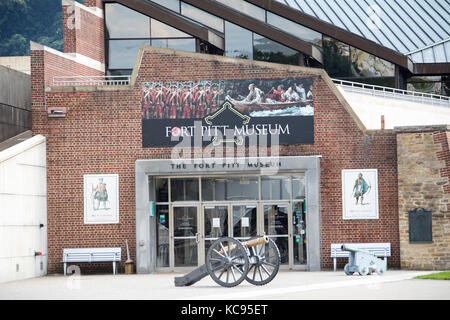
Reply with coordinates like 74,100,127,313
171,205,200,269
263,204,290,266
203,205,228,263
231,204,258,240
292,201,306,265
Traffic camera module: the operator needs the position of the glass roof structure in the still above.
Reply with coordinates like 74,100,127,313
407,38,450,64
277,0,450,63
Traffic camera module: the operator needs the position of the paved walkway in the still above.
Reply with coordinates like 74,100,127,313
0,270,448,300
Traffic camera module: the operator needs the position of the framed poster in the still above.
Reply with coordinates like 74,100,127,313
83,174,119,224
342,169,379,220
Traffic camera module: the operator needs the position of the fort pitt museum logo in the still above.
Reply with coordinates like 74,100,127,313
141,78,315,148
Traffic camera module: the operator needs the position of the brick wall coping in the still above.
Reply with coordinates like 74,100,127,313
30,41,105,72
394,124,450,133
62,0,103,18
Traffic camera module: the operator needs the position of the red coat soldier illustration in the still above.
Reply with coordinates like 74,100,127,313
152,84,164,119
141,85,152,119
208,84,220,114
166,85,180,119
195,84,207,118
181,85,194,119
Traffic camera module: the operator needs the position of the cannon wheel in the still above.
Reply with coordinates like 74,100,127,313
358,266,369,276
206,237,250,287
245,237,281,286
344,264,354,275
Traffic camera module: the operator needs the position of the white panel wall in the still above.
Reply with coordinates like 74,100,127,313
0,135,47,283
337,87,450,130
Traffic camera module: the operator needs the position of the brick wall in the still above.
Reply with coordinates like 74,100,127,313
397,126,450,270
62,2,104,63
84,0,103,8
31,48,400,273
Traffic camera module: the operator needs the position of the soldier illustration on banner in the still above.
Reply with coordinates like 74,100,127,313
140,78,314,120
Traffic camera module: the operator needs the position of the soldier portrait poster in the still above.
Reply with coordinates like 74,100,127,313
83,174,119,224
141,78,314,147
342,169,379,220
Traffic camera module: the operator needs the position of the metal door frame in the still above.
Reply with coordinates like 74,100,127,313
261,201,292,269
170,203,201,272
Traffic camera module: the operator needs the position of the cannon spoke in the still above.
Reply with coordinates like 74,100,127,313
212,249,226,259
232,264,244,275
260,264,271,277
230,266,237,282
219,242,228,258
261,261,277,268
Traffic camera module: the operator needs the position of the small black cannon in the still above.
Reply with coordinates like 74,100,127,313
174,236,281,287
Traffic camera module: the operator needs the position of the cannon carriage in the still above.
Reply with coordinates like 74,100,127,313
174,236,281,287
341,244,387,276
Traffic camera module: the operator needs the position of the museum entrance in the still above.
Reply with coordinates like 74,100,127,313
153,174,307,272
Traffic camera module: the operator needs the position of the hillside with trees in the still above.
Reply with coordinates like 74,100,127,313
0,0,83,56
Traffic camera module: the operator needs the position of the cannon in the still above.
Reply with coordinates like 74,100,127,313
341,244,387,276
174,236,281,287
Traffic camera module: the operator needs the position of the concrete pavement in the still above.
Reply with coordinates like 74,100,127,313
0,270,448,300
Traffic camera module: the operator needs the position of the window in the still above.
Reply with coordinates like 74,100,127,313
171,178,199,201
181,2,224,33
109,39,150,69
155,178,169,202
261,176,290,200
407,76,450,96
105,3,195,72
150,19,191,38
323,36,396,87
215,0,265,22
201,177,259,201
350,47,395,78
224,21,253,59
267,12,322,47
150,0,180,13
253,34,300,66
323,36,351,78
152,38,196,52
105,3,150,38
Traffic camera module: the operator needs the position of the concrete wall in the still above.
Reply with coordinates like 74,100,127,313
0,57,30,75
338,87,450,130
0,65,31,142
0,135,47,283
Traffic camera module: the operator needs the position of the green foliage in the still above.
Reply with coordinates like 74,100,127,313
0,0,84,56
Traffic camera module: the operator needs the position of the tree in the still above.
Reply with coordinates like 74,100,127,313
0,0,84,56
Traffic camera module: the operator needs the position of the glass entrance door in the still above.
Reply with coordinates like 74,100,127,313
263,204,290,266
203,205,228,263
231,204,258,240
292,201,306,265
172,205,200,268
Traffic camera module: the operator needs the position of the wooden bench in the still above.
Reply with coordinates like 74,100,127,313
331,243,391,272
62,248,121,275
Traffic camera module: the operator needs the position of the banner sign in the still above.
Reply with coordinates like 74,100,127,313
141,78,314,147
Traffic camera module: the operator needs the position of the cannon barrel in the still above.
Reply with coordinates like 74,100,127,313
341,244,360,252
219,236,269,254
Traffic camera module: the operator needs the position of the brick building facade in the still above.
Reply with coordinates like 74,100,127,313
29,0,448,274
31,44,401,273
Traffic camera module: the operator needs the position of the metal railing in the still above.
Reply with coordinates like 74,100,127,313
52,75,131,87
332,78,450,107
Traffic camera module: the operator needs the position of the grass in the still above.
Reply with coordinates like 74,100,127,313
415,271,450,280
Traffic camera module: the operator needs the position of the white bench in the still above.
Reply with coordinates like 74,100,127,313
331,243,390,272
63,248,121,275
